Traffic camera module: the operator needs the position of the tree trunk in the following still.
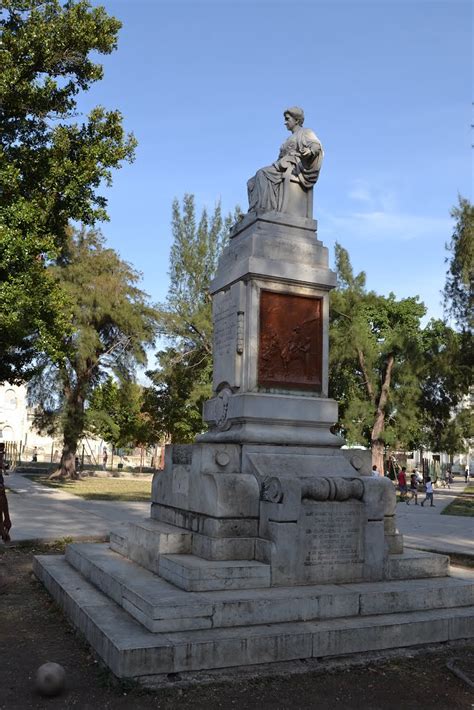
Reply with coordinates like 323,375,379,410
370,353,395,472
58,383,86,479
371,440,385,474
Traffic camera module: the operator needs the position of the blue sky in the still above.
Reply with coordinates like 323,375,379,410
82,0,472,328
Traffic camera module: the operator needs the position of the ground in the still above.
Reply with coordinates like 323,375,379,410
0,545,473,709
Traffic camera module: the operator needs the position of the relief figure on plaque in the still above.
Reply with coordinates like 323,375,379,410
247,107,324,214
258,291,323,390
280,321,314,378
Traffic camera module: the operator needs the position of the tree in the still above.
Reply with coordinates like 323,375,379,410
146,195,240,443
0,0,136,382
30,228,158,478
329,243,426,470
444,196,474,332
87,377,159,452
415,318,471,454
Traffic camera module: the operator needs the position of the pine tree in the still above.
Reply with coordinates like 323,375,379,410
31,228,158,478
146,195,240,443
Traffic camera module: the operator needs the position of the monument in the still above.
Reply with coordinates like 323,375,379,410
34,109,474,683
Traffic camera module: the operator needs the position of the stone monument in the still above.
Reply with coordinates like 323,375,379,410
34,108,474,683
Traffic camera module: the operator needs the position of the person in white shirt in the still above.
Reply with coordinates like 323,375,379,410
421,477,435,507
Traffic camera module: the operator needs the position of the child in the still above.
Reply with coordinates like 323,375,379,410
421,477,435,507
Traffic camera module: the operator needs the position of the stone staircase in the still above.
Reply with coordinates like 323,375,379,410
34,515,474,682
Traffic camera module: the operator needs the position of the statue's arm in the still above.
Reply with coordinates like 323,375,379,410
299,129,322,160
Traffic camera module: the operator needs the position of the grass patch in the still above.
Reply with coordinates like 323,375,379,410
441,484,474,517
25,475,152,502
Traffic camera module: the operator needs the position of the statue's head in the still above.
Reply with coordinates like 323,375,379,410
284,106,305,126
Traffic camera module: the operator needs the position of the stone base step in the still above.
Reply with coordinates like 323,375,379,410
387,549,449,580
110,519,192,574
33,554,474,680
57,544,474,634
109,525,128,554
110,518,258,567
159,553,271,591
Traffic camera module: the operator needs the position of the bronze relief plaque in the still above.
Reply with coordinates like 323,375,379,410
258,290,323,391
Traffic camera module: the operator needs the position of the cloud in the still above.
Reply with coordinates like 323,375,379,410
348,183,372,203
347,180,397,212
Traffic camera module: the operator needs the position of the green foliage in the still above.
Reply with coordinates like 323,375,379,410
329,241,472,463
0,0,136,382
444,196,474,332
30,227,158,476
329,243,426,461
87,377,159,449
145,347,212,444
416,318,471,451
146,195,240,443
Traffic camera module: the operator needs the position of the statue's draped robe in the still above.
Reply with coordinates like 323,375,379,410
247,127,324,213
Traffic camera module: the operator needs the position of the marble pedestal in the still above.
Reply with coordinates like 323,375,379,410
34,212,474,681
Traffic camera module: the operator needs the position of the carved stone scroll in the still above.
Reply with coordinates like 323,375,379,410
301,477,364,502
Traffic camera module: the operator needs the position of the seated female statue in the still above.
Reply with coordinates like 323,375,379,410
247,107,324,214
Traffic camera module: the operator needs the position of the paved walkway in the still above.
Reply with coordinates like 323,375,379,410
2,473,149,544
2,473,473,558
396,479,473,557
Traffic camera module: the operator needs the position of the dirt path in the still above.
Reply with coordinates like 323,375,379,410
0,545,473,709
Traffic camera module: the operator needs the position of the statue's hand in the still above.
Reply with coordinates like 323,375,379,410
277,156,298,171
299,147,313,158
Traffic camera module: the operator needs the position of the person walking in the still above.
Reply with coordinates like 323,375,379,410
465,465,470,484
397,466,408,502
446,468,453,489
102,448,108,471
0,444,12,542
406,473,418,505
421,477,435,507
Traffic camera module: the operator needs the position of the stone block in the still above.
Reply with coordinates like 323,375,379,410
187,472,260,518
363,520,385,581
386,533,404,555
448,607,474,640
125,519,192,574
152,463,191,510
158,554,271,592
387,550,449,580
191,532,255,561
191,443,242,475
311,611,451,658
243,446,357,479
109,525,128,555
363,476,396,520
151,502,259,539
169,623,314,673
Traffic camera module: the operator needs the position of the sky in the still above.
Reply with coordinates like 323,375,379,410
81,0,472,332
